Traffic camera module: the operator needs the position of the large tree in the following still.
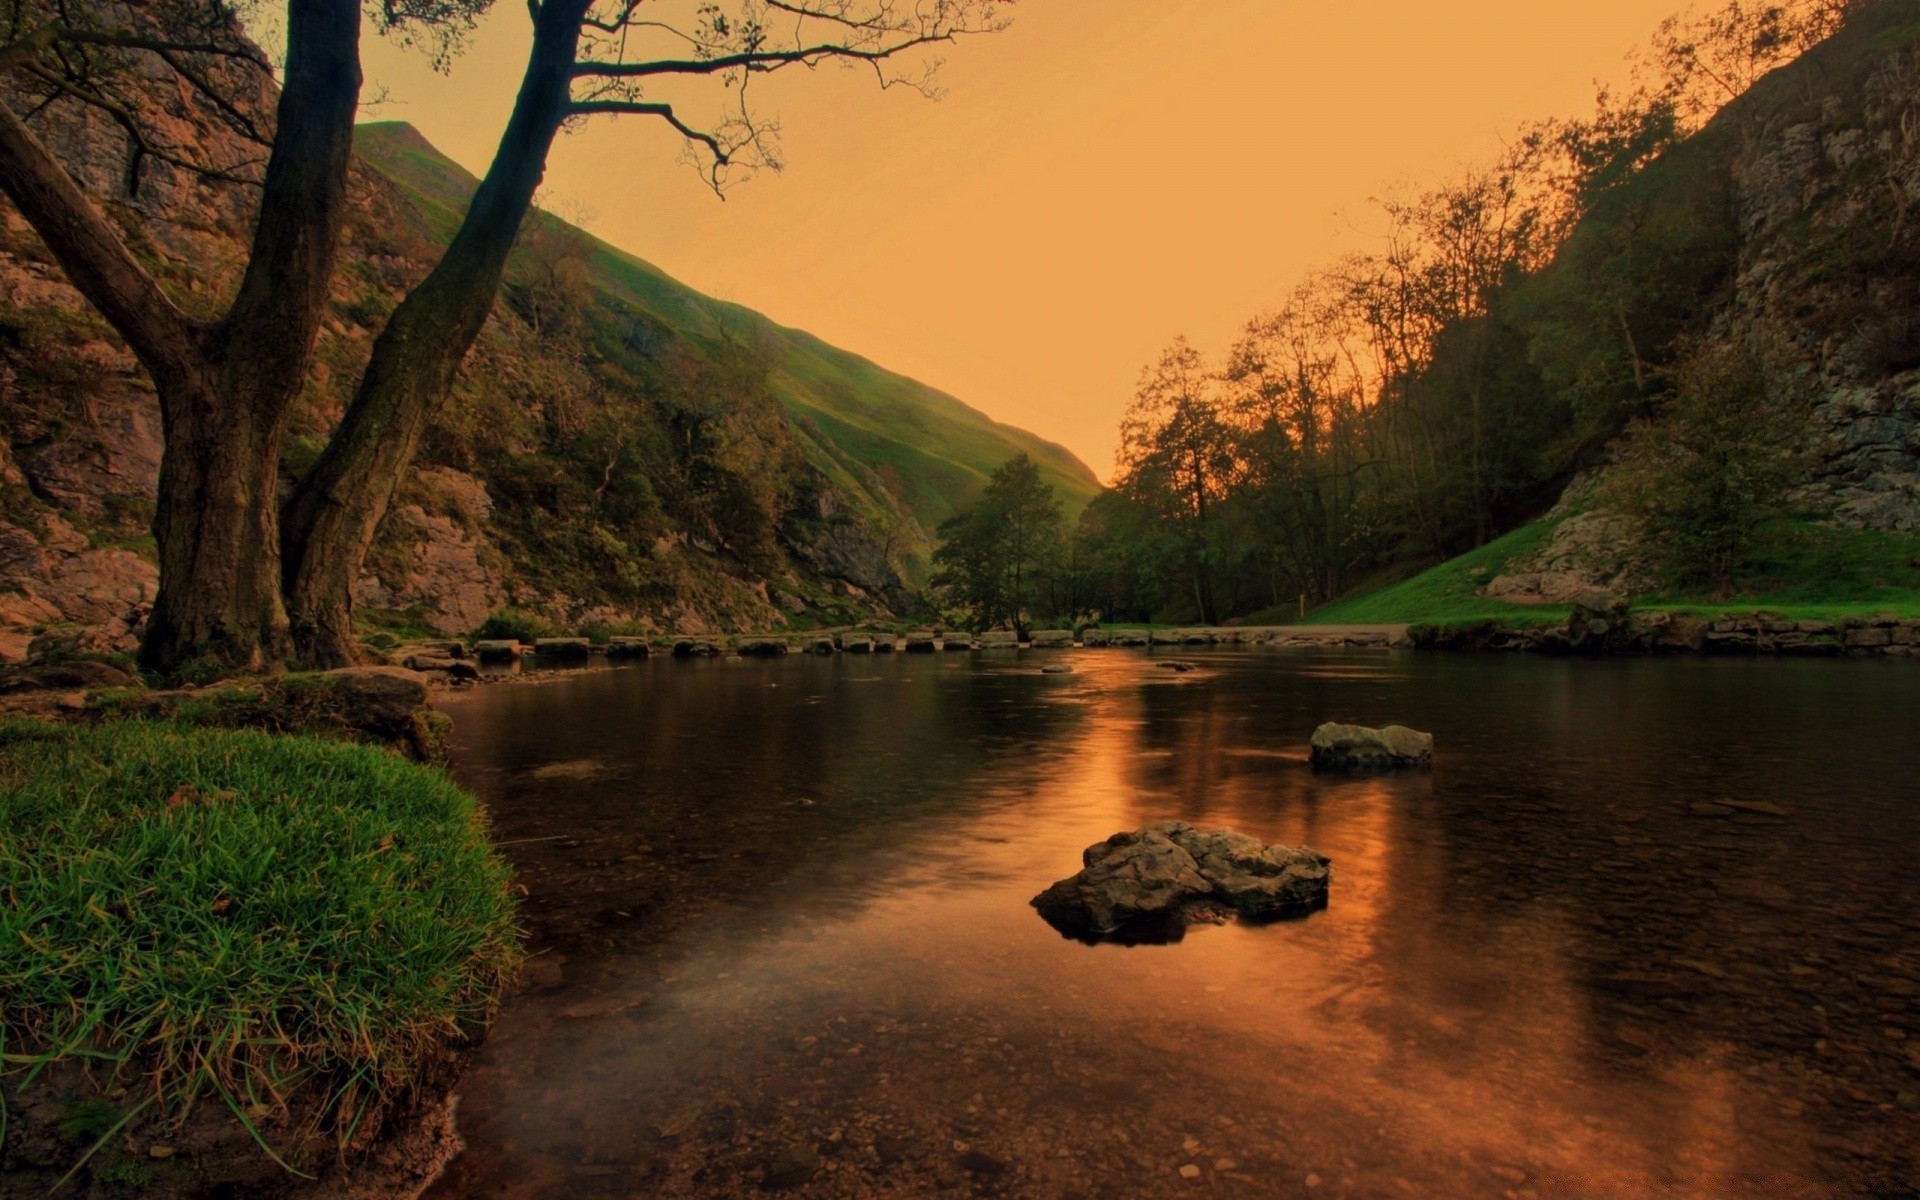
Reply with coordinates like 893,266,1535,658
931,452,1063,635
1115,338,1236,625
0,0,1007,674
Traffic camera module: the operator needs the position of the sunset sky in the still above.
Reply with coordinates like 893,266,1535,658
362,1,1685,480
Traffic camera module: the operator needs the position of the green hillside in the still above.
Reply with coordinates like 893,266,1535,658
354,121,1099,539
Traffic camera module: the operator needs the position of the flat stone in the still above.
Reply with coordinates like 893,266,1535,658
473,639,522,661
605,636,651,658
1028,629,1074,648
1308,722,1433,769
735,637,790,657
533,637,591,657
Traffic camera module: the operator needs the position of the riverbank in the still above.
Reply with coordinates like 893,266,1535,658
0,717,519,1198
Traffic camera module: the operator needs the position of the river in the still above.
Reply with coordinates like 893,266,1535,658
425,648,1920,1199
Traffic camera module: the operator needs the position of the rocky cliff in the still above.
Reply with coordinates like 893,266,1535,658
1486,4,1920,604
0,78,1094,660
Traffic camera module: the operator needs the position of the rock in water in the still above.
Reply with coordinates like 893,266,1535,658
1308,722,1433,769
1032,821,1330,942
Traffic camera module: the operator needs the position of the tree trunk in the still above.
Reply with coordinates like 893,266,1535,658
142,376,293,672
280,0,585,665
0,0,361,676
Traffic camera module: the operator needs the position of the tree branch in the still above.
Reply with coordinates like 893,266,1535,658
567,98,727,161
0,97,203,388
570,32,953,79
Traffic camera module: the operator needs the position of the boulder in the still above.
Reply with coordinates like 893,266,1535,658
319,667,432,738
1308,722,1433,769
1032,822,1330,942
474,639,522,662
1109,630,1150,647
805,636,837,655
903,632,938,652
534,637,592,658
1028,629,1074,648
1149,629,1185,646
840,634,875,653
1157,660,1199,673
1080,628,1111,647
941,636,973,652
605,636,651,658
872,637,897,653
977,630,1020,649
1041,664,1074,674
403,653,481,682
672,637,722,658
736,637,791,657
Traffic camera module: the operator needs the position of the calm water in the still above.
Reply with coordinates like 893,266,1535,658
427,650,1920,1199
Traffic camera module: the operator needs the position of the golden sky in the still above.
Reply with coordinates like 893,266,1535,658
363,1,1685,480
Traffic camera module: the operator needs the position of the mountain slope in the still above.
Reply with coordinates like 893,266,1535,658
355,121,1099,542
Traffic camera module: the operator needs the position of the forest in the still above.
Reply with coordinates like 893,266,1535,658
937,0,1898,630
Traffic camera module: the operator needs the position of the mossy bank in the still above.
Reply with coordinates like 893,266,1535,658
0,721,520,1199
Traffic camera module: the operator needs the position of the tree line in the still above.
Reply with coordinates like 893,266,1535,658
936,0,1854,630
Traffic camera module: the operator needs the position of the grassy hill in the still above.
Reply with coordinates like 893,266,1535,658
355,121,1099,544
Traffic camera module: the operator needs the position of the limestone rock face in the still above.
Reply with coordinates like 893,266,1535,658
1032,821,1331,943
1308,723,1433,769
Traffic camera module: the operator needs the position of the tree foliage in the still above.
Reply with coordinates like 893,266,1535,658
931,453,1064,634
1073,0,1854,624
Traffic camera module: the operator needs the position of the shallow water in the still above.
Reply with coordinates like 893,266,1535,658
427,650,1920,1199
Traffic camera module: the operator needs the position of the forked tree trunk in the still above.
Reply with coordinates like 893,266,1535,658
0,0,360,677
281,0,586,666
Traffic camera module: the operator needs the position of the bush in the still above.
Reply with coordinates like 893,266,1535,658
0,721,520,1168
1605,331,1814,594
472,608,555,643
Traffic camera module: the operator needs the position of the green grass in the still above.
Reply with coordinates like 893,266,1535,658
1300,522,1571,626
1298,519,1920,627
1639,522,1920,616
0,721,519,1159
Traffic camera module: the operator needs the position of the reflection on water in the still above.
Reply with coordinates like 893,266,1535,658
428,651,1920,1199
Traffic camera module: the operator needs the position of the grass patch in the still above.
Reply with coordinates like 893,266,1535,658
0,721,519,1154
1301,522,1571,626
1642,522,1920,615
1297,519,1920,626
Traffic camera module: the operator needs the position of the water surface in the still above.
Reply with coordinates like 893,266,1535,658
428,650,1920,1199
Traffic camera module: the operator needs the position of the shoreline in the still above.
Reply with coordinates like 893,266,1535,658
420,608,1920,683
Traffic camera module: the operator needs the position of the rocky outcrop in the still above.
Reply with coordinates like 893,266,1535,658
1308,723,1434,769
0,515,158,662
1032,822,1331,943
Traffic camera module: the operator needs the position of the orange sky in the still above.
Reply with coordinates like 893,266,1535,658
362,1,1685,480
